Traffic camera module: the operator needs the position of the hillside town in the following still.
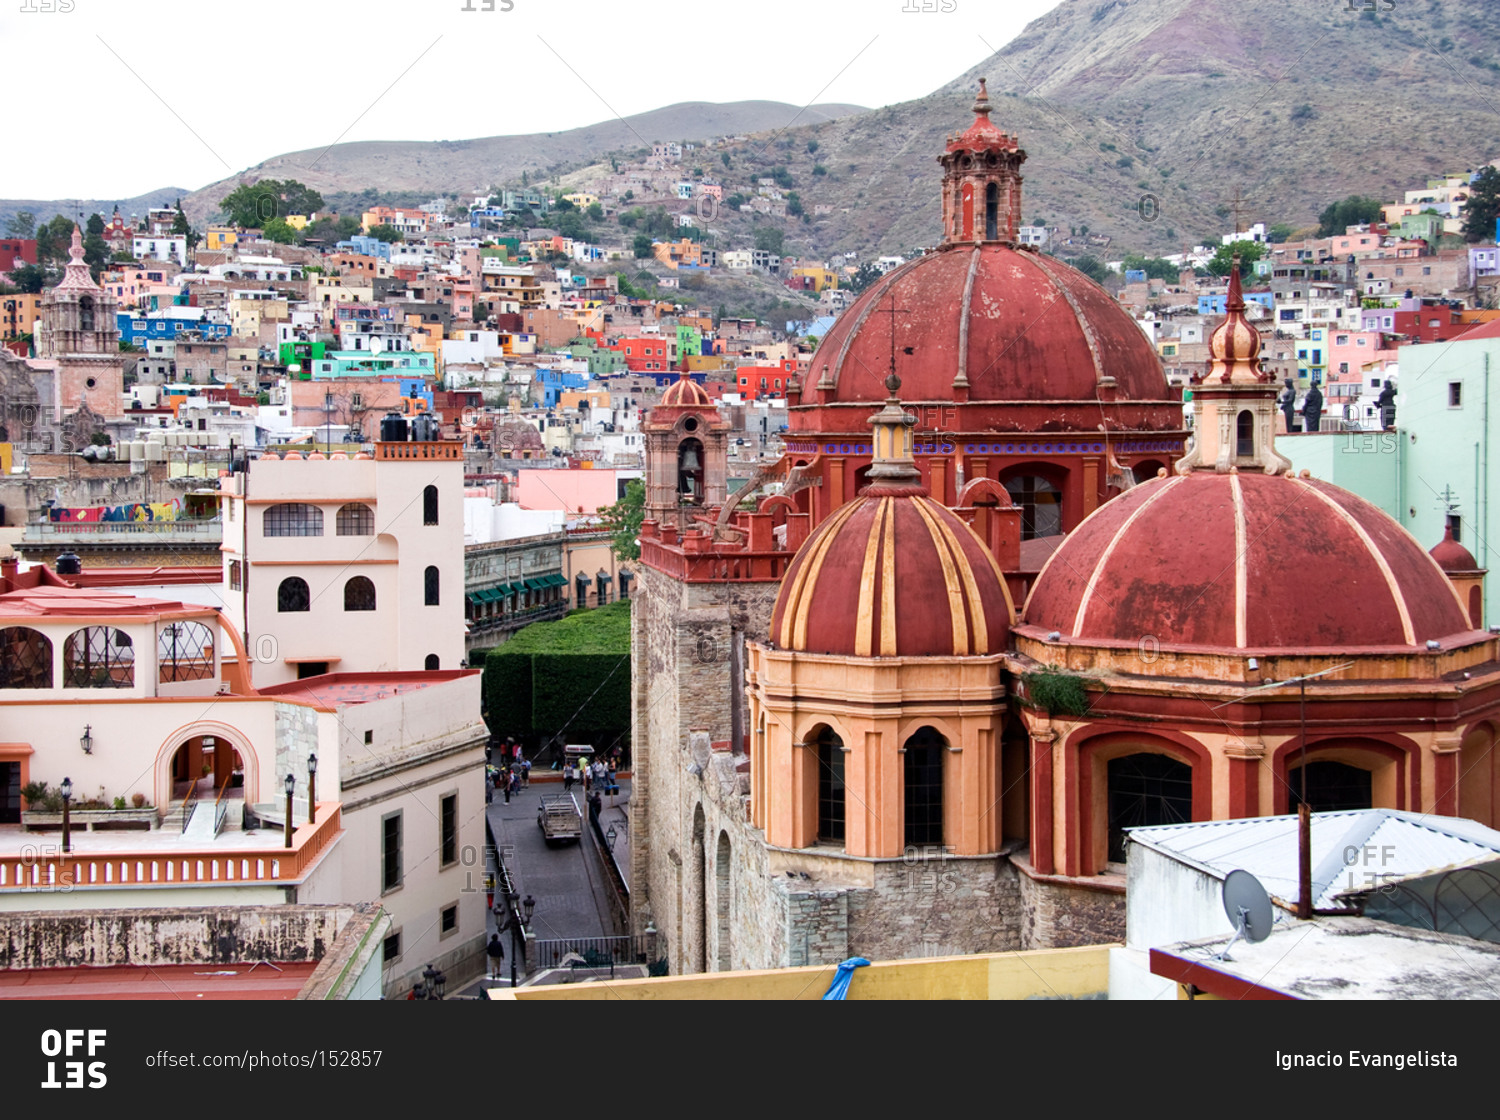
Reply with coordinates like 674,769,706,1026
3,77,1500,1004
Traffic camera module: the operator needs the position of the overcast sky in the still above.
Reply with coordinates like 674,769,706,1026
3,0,1064,201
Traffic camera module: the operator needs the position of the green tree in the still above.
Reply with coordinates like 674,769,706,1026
262,217,299,244
555,210,588,240
8,263,44,293
721,152,731,169
598,479,644,561
754,226,785,254
807,139,819,154
586,202,604,222
771,166,794,190
812,164,827,177
1073,255,1108,283
785,192,804,218
1316,195,1384,237
301,215,360,244
1119,253,1179,282
1463,167,1500,243
726,193,746,211
171,201,201,252
220,178,324,228
1207,240,1266,278
632,234,653,258
85,213,105,238
367,224,404,243
4,211,36,238
848,261,881,294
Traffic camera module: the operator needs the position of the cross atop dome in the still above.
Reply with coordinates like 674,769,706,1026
938,78,1026,247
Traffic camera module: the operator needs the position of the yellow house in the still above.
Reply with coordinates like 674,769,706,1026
562,193,599,209
284,215,310,231
790,266,839,292
206,226,239,252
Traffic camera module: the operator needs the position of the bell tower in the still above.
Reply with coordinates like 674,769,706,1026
641,371,729,527
938,78,1026,247
36,226,125,419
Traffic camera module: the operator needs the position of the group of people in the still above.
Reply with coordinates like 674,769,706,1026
486,737,531,805
562,756,615,795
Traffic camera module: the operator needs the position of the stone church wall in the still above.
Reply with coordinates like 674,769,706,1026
1016,860,1126,948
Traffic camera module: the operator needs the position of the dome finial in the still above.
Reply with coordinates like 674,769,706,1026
973,77,991,119
864,376,922,492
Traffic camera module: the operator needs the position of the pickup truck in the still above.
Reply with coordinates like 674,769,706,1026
537,793,583,845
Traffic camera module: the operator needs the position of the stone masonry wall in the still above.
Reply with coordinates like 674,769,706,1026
1016,862,1127,949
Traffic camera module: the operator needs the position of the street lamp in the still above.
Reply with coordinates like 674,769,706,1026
605,825,617,852
307,753,317,825
60,776,73,854
283,772,295,849
418,962,445,1000
79,725,92,755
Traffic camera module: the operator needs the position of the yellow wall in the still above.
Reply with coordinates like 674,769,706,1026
489,945,1113,1000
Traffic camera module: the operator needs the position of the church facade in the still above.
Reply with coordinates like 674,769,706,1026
628,87,1500,975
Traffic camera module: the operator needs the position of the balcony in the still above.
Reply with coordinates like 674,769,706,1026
0,803,342,893
21,519,221,542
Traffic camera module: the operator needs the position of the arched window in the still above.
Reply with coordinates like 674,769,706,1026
79,296,95,333
815,726,846,844
157,620,214,682
424,566,440,606
0,627,52,689
344,576,376,612
424,654,440,671
423,485,439,526
1107,752,1193,863
63,627,134,689
1289,760,1373,814
903,726,946,847
278,577,310,612
1003,474,1062,540
985,182,999,241
264,503,323,537
336,502,374,536
677,438,704,504
1236,410,1255,458
715,831,732,971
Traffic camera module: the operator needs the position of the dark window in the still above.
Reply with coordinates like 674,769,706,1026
336,502,374,536
1003,475,1062,540
382,812,403,891
816,727,845,843
296,661,328,680
228,560,242,590
63,627,134,689
984,181,999,241
344,576,377,612
425,566,440,606
364,729,373,745
440,904,457,934
1236,410,1255,458
903,726,945,847
423,485,439,526
1107,752,1193,863
425,654,440,671
1450,382,1463,407
278,577,310,612
440,793,458,866
264,502,323,537
0,627,52,689
382,931,401,962
1449,513,1463,544
1289,760,1373,814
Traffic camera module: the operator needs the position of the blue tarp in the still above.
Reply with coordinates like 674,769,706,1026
820,957,870,1000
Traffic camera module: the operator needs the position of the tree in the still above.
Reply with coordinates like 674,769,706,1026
598,479,644,561
1119,253,1180,282
785,192,804,218
812,164,827,177
8,263,44,293
220,178,324,228
262,217,299,244
367,224,404,243
1463,167,1500,243
82,215,109,278
1316,195,1384,237
4,211,35,238
726,193,746,211
1207,239,1266,278
848,261,881,294
754,226,785,254
632,234,653,259
1073,255,1108,283
85,213,105,238
721,152,731,169
586,202,604,222
171,201,201,252
807,139,819,154
301,215,359,244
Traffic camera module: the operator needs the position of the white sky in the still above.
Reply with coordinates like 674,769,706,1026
2,0,1063,201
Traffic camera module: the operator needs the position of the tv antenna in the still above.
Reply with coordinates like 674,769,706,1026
1215,869,1274,961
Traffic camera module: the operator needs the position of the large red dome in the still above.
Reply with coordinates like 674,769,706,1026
770,492,1014,658
1021,471,1475,652
805,244,1171,406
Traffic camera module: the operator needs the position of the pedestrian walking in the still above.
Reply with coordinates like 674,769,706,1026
509,769,520,799
588,790,602,820
520,758,531,788
502,769,512,804
564,764,575,792
486,933,505,979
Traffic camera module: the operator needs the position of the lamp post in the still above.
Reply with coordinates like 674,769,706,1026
417,962,445,1000
283,772,294,849
60,776,72,855
606,824,617,852
79,725,92,755
307,753,317,825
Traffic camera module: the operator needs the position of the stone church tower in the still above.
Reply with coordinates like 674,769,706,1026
640,370,728,527
35,226,125,420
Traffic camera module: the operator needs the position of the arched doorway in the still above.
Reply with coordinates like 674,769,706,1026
903,726,946,848
1107,752,1193,863
1002,473,1062,540
170,734,245,806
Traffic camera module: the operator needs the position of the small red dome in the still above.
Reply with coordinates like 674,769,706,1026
1431,525,1480,572
770,493,1014,657
1022,471,1473,651
805,245,1170,405
660,371,710,407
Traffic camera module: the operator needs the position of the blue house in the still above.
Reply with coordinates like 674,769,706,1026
116,311,231,346
335,236,392,260
1197,290,1275,315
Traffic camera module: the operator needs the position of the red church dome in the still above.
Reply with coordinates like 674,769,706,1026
659,370,710,408
806,245,1170,406
1022,471,1474,651
1431,525,1480,572
770,492,1013,658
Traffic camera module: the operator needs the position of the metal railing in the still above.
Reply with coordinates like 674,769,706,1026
530,934,658,971
24,520,222,537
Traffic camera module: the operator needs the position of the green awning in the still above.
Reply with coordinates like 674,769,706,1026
497,583,518,596
525,578,546,591
478,588,502,602
543,573,567,587
466,591,486,607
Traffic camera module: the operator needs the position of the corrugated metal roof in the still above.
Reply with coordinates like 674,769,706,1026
1128,810,1500,911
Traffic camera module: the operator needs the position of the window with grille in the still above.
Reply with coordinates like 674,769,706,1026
228,560,241,590
440,794,457,866
425,566,440,606
382,812,402,891
336,503,374,536
264,503,323,537
278,577,310,612
344,576,376,611
0,627,52,689
63,627,134,689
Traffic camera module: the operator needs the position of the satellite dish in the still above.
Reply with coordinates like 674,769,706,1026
1217,869,1274,960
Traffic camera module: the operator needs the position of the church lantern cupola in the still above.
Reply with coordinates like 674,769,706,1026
641,371,729,528
938,78,1026,247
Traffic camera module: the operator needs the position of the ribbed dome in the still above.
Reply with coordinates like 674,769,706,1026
770,493,1014,657
1204,268,1266,385
804,244,1170,405
660,371,710,407
1431,525,1480,572
1022,471,1474,651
